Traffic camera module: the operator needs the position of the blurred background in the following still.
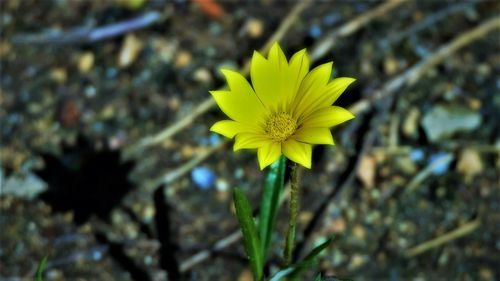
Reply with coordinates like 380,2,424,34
1,0,499,280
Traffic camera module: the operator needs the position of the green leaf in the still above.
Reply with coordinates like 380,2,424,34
233,189,263,281
289,236,334,280
269,259,315,281
35,256,48,281
313,273,323,281
269,267,295,281
302,236,334,262
271,236,334,281
258,156,286,260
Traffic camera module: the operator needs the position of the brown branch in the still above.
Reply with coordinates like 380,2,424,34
349,16,500,116
310,0,410,61
179,230,242,272
404,219,481,258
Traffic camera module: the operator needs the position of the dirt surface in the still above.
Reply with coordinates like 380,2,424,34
1,0,499,280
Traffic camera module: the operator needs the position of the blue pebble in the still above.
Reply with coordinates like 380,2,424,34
209,134,221,146
191,167,216,189
410,149,424,162
323,14,339,26
309,24,322,39
428,152,451,176
92,250,103,261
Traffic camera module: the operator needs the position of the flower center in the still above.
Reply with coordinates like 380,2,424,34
265,112,297,141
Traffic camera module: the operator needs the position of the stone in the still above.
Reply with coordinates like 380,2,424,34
456,149,483,181
357,155,376,188
421,104,481,142
78,52,94,73
118,34,143,68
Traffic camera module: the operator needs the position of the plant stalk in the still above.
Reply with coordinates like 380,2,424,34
283,162,300,266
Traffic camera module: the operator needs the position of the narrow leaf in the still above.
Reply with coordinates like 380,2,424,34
269,267,295,281
289,236,335,280
258,156,286,259
303,236,334,261
35,256,48,281
268,259,316,281
233,189,263,281
313,273,323,281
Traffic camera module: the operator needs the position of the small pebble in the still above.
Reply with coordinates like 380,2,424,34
106,67,119,79
209,22,223,36
78,52,94,73
84,85,97,98
50,67,67,83
191,167,216,189
238,269,253,281
215,178,229,192
0,40,11,57
92,249,103,261
410,149,424,162
167,97,180,111
457,149,483,180
348,254,366,270
152,38,177,63
144,255,153,265
428,152,451,176
209,134,221,146
384,55,399,75
332,250,345,266
234,168,244,179
329,217,346,233
118,34,143,68
309,24,322,39
175,51,192,68
352,224,366,240
403,107,420,138
193,67,212,84
323,14,340,26
246,19,263,38
357,155,376,189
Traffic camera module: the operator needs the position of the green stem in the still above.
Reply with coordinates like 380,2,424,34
283,163,300,266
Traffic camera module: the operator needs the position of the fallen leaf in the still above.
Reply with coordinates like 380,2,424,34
357,155,376,188
192,0,224,18
457,149,483,181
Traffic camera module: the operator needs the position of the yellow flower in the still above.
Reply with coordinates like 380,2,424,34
210,42,355,169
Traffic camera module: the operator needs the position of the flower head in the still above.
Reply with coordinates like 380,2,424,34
210,42,355,169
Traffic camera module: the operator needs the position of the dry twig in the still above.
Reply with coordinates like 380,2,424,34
404,219,481,258
310,0,409,61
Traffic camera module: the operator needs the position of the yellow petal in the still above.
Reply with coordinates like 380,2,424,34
292,127,334,145
250,43,310,112
250,44,288,111
234,133,271,151
300,106,355,128
257,141,281,170
295,77,355,122
291,62,332,118
267,42,288,67
285,48,310,107
210,120,257,138
320,77,356,106
211,69,266,124
282,139,312,169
